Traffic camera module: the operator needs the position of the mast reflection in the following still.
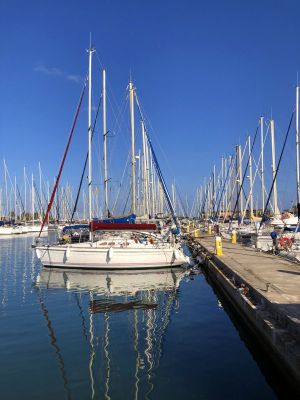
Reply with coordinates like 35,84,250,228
35,267,186,399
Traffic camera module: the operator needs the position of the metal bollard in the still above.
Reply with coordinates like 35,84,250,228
231,229,237,244
215,235,223,256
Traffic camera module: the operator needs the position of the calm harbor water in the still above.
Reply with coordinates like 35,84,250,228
0,235,281,399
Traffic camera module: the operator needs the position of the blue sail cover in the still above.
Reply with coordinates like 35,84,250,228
63,224,89,232
93,214,137,224
0,220,15,226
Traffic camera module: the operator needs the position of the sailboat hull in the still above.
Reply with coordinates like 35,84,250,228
35,243,188,269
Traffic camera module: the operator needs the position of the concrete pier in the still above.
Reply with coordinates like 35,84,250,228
190,234,300,393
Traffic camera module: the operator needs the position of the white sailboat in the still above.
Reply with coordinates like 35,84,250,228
35,45,188,269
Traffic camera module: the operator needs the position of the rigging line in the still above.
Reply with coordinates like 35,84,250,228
175,185,189,217
70,92,102,223
260,111,295,228
230,126,259,222
242,131,273,221
252,156,275,214
33,181,45,217
95,69,131,160
200,185,209,215
134,92,179,230
16,184,25,215
94,50,118,112
108,98,131,174
132,95,189,201
223,147,245,220
59,186,74,222
38,78,87,237
122,183,132,215
215,155,234,218
111,150,131,213
213,167,224,215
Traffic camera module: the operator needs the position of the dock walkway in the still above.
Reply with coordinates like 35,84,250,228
192,234,300,391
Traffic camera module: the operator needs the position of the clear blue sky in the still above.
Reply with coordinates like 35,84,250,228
1,0,300,210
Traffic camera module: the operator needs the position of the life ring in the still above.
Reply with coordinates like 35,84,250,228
279,237,292,249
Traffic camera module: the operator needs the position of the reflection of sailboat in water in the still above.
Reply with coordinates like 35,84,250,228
35,267,185,399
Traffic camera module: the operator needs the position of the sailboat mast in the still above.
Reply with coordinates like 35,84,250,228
24,166,27,221
88,46,94,227
238,144,243,218
103,69,109,217
4,160,8,219
270,119,279,217
172,181,176,212
14,176,17,222
141,120,149,217
39,161,42,222
296,85,300,218
129,81,136,214
31,173,34,225
248,135,253,220
260,116,264,213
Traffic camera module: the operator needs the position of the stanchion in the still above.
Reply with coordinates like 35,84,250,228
215,235,223,256
232,229,237,244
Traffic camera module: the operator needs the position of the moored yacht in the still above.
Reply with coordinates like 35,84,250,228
35,44,188,270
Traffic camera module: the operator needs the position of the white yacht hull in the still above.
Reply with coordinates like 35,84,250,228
35,242,188,269
0,226,24,235
0,227,14,235
26,224,48,233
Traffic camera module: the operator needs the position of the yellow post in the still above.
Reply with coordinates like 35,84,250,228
186,224,190,234
231,229,237,244
215,235,223,256
208,225,212,235
195,229,199,238
191,221,194,229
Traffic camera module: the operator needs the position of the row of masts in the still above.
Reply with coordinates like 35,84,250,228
192,85,300,221
0,161,81,222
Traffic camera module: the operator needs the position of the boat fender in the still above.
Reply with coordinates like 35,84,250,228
36,248,41,259
173,249,180,260
66,246,71,260
36,274,41,283
184,255,191,264
107,247,114,263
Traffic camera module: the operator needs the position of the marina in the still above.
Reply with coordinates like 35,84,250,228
0,234,284,399
2,1,300,398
